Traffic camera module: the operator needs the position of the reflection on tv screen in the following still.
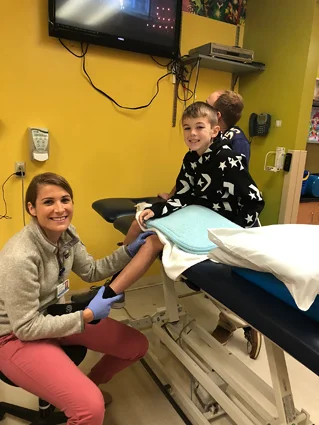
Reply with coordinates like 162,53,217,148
55,0,177,47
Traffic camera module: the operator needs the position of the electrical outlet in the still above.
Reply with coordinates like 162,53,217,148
15,162,26,176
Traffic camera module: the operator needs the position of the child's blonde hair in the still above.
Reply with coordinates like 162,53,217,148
182,101,219,127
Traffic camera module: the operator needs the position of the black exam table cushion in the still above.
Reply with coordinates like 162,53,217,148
184,261,319,376
92,197,162,223
92,198,319,376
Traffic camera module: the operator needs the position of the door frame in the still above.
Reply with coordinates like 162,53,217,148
278,150,307,224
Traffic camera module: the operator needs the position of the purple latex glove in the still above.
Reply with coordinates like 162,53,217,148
86,287,123,320
127,231,156,257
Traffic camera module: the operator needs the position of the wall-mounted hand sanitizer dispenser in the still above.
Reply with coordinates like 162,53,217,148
29,128,49,161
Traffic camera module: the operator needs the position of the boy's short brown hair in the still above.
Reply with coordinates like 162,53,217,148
213,90,244,128
182,101,218,127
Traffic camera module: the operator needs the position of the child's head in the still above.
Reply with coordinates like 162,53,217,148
181,101,220,156
207,90,244,129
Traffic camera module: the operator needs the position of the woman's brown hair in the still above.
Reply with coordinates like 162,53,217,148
25,172,73,215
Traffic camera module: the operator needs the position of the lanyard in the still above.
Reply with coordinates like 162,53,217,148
57,251,65,282
57,244,70,282
58,265,65,280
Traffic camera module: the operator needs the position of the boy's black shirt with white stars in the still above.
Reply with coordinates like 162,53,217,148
150,136,265,228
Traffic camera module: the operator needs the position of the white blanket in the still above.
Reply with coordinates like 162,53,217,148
208,224,319,311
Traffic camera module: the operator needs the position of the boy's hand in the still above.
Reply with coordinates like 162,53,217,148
157,192,170,200
139,209,155,226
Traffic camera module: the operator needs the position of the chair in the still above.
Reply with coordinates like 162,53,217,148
0,345,87,424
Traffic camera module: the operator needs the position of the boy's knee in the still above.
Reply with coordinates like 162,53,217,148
147,234,164,251
132,219,141,231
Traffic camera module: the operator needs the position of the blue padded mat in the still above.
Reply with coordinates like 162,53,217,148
146,205,239,255
233,267,319,323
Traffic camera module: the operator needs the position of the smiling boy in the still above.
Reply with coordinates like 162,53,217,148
141,102,264,227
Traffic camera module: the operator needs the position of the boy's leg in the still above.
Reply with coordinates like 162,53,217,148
123,218,143,245
104,219,144,308
0,335,105,425
72,222,160,308
107,234,163,296
60,317,149,385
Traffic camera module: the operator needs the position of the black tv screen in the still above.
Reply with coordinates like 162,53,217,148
49,0,182,58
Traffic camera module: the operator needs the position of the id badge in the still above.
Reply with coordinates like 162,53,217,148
56,279,70,299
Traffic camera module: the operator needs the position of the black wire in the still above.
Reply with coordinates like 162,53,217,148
0,173,16,220
175,319,195,345
81,45,171,109
174,57,198,105
177,85,194,103
178,91,193,102
184,81,188,108
187,60,198,99
184,83,187,109
162,323,178,342
21,175,26,226
172,58,189,106
192,59,201,102
150,55,173,68
59,39,88,58
232,75,239,90
58,40,172,110
161,319,195,346
85,64,170,109
166,55,188,73
59,39,194,110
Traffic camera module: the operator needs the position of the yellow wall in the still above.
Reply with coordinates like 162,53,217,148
239,0,319,225
0,2,237,288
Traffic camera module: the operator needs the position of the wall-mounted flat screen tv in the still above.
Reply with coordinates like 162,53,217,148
49,0,182,58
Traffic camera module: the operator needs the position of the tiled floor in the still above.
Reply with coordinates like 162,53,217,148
1,282,319,425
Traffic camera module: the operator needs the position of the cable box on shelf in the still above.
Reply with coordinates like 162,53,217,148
189,43,254,64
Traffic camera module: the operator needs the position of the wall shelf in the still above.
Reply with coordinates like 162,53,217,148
181,54,265,75
171,53,266,127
